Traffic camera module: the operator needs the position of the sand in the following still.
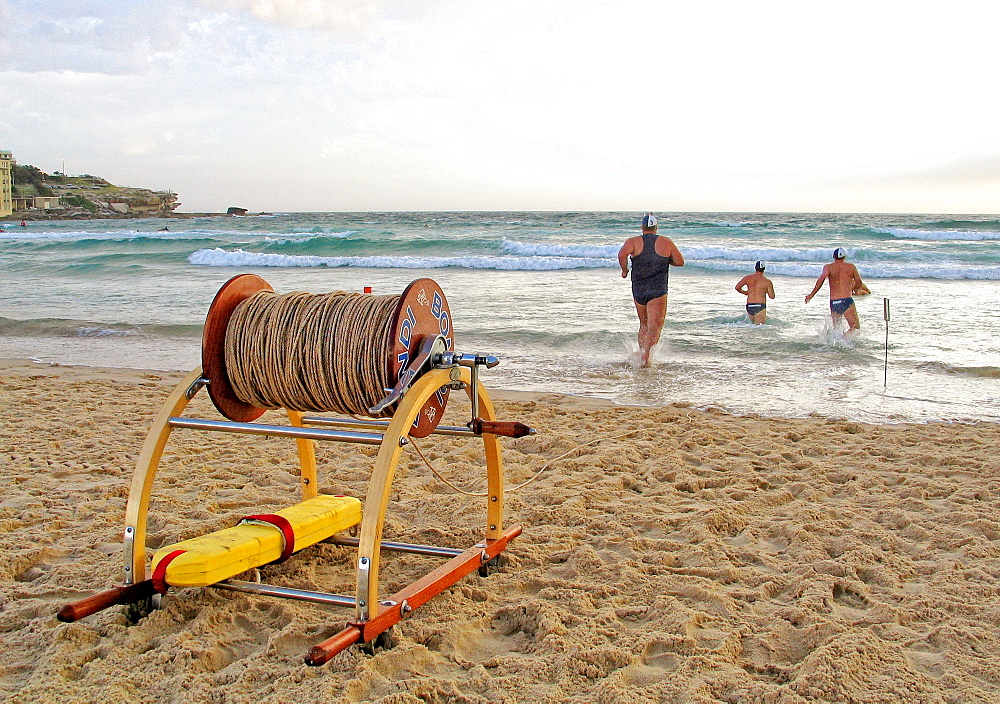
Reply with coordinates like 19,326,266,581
2,359,1000,703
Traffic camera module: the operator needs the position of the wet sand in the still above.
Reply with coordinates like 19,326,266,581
2,359,999,702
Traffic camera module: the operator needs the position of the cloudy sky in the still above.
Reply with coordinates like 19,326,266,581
1,0,998,213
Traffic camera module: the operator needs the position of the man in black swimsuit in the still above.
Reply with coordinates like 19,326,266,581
618,213,685,367
805,248,866,331
735,260,775,324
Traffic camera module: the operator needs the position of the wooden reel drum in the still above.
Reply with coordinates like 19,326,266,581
57,274,531,665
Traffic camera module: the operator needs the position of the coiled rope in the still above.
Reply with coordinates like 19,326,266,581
224,290,399,417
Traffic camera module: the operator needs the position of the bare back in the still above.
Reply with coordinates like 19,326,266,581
735,272,775,304
825,260,861,299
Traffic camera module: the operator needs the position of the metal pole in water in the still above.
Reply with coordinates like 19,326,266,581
883,298,890,387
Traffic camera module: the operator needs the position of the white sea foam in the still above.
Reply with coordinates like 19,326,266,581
0,228,220,241
877,227,1000,241
187,247,613,271
188,246,1000,279
76,326,137,337
501,239,619,258
691,259,1000,280
682,245,841,262
500,239,840,262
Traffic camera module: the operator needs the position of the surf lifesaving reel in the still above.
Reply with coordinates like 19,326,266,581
58,274,531,665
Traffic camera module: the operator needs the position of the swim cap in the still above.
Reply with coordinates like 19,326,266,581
755,260,765,271
641,213,657,228
833,247,846,259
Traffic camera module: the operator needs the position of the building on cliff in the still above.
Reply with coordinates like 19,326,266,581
0,150,12,217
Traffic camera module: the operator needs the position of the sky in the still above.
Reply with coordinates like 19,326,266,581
1,0,998,213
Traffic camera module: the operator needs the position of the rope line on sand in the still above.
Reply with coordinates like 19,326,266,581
408,428,648,496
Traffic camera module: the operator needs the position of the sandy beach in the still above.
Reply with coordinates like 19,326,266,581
2,359,1000,702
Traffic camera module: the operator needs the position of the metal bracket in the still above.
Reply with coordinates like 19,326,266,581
369,335,446,414
434,352,500,430
185,376,209,401
123,525,136,585
357,555,371,620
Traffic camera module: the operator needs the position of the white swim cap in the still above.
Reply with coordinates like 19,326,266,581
834,247,846,259
641,213,657,228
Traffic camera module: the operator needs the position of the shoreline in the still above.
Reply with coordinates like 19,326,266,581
2,357,992,427
0,356,619,407
3,358,1000,700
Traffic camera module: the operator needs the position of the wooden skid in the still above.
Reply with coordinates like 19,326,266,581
305,524,521,666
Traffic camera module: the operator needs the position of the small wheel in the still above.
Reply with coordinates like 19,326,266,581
359,627,397,656
478,553,509,577
125,593,162,624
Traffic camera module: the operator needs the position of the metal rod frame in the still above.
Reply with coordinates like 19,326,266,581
325,536,464,558
211,580,357,608
168,416,388,445
303,415,475,437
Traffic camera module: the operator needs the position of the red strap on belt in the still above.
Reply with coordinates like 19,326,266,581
241,514,296,563
151,549,186,594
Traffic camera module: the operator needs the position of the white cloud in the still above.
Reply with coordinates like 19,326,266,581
195,0,379,32
2,0,999,212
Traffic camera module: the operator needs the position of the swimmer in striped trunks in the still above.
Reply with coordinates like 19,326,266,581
735,260,775,324
805,248,867,331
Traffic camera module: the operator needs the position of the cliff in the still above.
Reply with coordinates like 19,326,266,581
13,172,180,218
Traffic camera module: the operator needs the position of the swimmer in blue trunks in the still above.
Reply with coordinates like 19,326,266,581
805,248,867,331
735,261,775,324
618,213,685,367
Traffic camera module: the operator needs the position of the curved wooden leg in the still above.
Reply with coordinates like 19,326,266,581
287,410,318,500
122,367,204,584
355,368,451,620
354,366,507,621
469,379,504,542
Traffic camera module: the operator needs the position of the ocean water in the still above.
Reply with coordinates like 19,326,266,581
1,211,998,424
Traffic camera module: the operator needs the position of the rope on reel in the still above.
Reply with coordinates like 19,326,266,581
225,290,399,417
202,274,455,436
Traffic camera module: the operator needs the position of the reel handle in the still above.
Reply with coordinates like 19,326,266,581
370,335,446,414
472,419,535,438
57,580,158,622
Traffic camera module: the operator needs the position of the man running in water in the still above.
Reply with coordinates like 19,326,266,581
735,260,775,324
805,248,866,330
618,212,685,367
